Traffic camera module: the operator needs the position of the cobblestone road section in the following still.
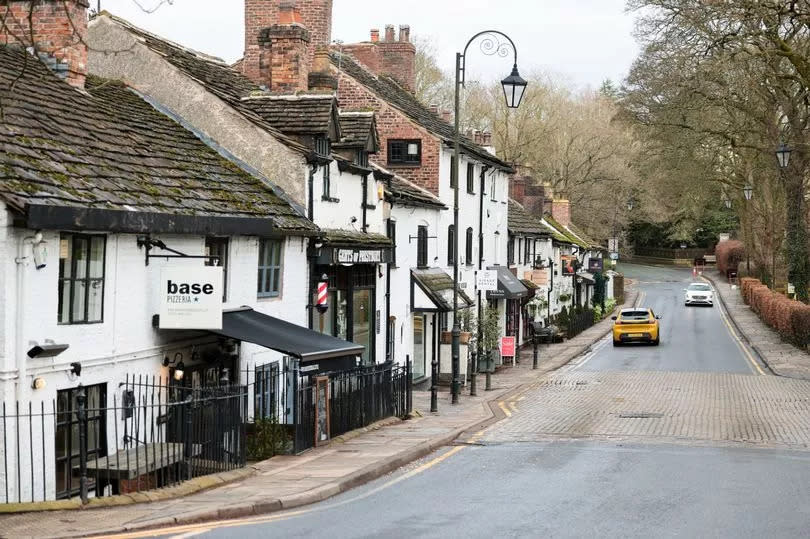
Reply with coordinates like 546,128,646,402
483,370,810,448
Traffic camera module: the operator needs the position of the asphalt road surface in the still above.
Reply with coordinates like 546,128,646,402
146,264,810,539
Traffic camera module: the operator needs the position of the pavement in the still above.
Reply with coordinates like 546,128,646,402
0,290,638,539
704,272,810,381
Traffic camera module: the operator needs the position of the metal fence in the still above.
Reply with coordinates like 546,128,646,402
566,309,596,339
634,247,707,260
0,376,247,504
246,360,412,453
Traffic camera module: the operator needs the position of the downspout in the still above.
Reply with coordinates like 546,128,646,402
477,166,489,362
361,173,368,233
15,233,36,403
307,162,318,328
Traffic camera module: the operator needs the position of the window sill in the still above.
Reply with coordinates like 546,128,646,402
467,190,476,195
387,163,421,169
321,196,340,203
363,203,377,210
57,320,104,326
258,294,281,301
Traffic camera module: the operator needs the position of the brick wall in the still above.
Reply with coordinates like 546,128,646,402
509,175,525,205
523,183,545,217
0,0,89,88
337,71,440,194
243,0,332,83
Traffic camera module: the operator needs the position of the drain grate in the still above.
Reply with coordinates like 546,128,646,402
618,412,664,419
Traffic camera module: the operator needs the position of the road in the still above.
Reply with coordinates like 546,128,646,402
143,264,810,539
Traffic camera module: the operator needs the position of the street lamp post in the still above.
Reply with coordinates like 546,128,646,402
743,184,753,274
775,144,792,291
451,31,527,404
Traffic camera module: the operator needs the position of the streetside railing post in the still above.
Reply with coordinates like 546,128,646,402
76,385,89,505
183,396,193,481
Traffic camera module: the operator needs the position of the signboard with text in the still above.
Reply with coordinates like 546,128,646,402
500,336,516,358
588,258,604,273
476,269,498,291
561,256,575,276
608,238,619,253
159,266,223,329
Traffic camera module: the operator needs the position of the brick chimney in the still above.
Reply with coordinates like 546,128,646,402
308,45,337,92
509,175,526,205
243,0,332,84
0,0,89,88
523,182,545,217
342,22,416,92
428,103,439,115
551,199,571,227
441,109,452,123
256,1,310,92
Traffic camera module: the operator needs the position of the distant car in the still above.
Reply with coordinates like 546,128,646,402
684,282,714,306
612,308,661,346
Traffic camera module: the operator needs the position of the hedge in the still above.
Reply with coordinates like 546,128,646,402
715,240,745,274
738,278,810,347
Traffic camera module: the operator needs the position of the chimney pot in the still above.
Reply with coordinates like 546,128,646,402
399,25,410,42
441,110,452,123
482,131,492,146
278,0,303,25
384,24,395,42
428,103,439,114
473,130,482,145
370,28,380,42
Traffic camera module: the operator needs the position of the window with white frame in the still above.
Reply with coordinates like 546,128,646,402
257,238,282,297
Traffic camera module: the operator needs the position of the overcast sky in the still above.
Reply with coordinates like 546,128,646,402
99,0,638,89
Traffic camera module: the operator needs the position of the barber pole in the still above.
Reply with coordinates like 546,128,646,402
316,281,328,314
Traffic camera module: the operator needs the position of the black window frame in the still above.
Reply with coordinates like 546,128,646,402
205,237,229,302
322,163,331,199
417,225,428,268
447,224,455,266
355,149,369,168
507,236,515,266
315,135,330,157
387,139,422,166
490,175,497,201
466,163,475,194
465,227,474,266
58,233,106,325
257,238,283,298
387,219,397,267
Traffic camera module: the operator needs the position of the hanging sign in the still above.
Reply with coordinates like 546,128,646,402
476,270,498,291
159,266,223,329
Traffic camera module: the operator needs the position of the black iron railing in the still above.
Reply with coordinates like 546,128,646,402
0,375,247,505
566,310,596,339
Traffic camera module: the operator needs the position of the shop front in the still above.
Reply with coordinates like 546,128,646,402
486,266,530,345
311,231,392,366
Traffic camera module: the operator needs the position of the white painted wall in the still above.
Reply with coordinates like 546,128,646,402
0,208,309,501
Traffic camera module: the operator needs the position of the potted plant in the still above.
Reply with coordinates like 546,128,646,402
440,309,475,344
477,304,501,372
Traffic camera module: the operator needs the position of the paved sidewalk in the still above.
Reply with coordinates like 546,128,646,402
0,290,637,538
706,274,810,381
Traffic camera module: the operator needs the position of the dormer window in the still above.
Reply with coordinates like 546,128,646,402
315,135,330,157
388,139,421,166
355,149,369,167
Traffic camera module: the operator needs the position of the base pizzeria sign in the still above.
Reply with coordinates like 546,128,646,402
159,266,223,329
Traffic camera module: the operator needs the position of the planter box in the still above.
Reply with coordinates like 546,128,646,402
440,331,472,344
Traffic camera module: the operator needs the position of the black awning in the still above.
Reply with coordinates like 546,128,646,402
210,308,364,362
411,268,474,312
486,266,530,300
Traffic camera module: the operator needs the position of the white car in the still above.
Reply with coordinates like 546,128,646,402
684,282,714,306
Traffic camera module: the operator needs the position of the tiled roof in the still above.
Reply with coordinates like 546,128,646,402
566,222,603,250
321,228,392,246
337,112,378,149
508,199,551,236
373,164,445,208
331,51,512,171
101,14,311,155
242,95,339,136
0,46,316,234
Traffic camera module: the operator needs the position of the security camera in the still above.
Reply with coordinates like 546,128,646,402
70,362,82,377
33,241,47,270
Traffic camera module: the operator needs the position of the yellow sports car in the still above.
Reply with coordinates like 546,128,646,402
611,308,661,346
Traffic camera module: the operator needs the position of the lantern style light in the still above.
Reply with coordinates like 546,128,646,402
724,198,732,209
776,143,792,169
501,64,528,109
743,185,753,201
627,198,634,211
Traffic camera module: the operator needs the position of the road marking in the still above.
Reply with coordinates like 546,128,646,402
508,401,518,413
699,277,765,375
498,401,512,417
168,531,210,539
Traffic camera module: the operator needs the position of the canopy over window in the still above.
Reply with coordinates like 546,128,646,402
210,307,364,362
486,266,530,300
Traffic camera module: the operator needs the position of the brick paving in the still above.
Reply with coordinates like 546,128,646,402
706,275,810,381
482,370,810,448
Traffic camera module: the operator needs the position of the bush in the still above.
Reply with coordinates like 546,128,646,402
247,416,289,460
738,277,810,347
716,240,745,274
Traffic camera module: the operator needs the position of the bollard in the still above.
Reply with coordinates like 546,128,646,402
469,349,478,396
532,336,539,370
